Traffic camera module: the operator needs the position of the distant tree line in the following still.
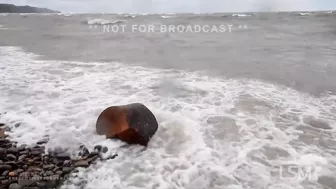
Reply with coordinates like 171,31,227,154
0,4,59,13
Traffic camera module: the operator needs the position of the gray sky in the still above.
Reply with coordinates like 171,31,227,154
2,0,336,13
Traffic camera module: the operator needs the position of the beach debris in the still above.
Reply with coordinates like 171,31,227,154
96,103,158,146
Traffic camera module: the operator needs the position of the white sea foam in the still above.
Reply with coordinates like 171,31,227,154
0,25,8,30
124,15,136,18
161,15,176,19
86,19,125,25
58,13,72,17
298,12,311,16
0,46,335,189
232,14,251,17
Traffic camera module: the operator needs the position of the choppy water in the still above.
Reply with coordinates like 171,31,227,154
0,12,336,189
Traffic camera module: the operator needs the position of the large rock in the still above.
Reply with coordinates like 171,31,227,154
96,103,158,146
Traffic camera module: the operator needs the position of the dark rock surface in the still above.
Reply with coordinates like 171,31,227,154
0,123,117,189
0,4,60,13
96,103,158,146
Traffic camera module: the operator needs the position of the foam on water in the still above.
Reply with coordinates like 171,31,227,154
161,15,176,19
298,12,311,16
86,19,125,25
232,14,251,17
124,15,136,18
0,25,7,30
0,47,335,189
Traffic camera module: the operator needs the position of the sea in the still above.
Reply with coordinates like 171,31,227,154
0,11,336,189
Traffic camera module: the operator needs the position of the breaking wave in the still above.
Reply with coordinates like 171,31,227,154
232,14,251,17
86,19,125,25
0,46,335,189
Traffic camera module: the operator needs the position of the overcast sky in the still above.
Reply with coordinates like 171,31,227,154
2,0,336,13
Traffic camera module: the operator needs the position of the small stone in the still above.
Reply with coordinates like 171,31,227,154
52,159,63,166
18,155,27,161
87,155,99,163
31,150,42,156
29,167,42,172
78,145,90,157
0,147,6,155
19,150,28,155
102,147,108,153
48,147,70,159
45,175,58,187
45,171,54,176
19,172,30,177
0,164,12,170
7,148,19,154
74,160,89,168
55,152,71,160
36,138,49,145
9,183,22,189
2,170,9,176
63,160,72,166
62,167,73,174
55,170,62,175
42,164,54,170
1,179,9,185
22,165,28,169
94,145,102,152
6,154,16,161
36,181,47,187
0,129,5,138
27,159,34,164
33,157,41,161
52,167,60,172
106,154,118,160
18,144,27,151
0,176,6,180
43,155,50,161
8,172,16,177
18,178,35,187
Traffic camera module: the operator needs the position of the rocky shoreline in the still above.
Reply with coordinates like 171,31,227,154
0,124,117,189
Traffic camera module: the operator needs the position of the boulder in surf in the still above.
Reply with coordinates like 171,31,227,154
96,103,158,146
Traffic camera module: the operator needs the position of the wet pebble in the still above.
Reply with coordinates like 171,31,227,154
18,155,27,161
74,160,89,168
62,167,73,174
94,145,102,152
7,147,19,154
102,146,108,153
9,183,21,189
6,154,16,161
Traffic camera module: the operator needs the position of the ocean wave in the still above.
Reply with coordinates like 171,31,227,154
232,14,251,17
161,15,176,19
298,12,311,16
0,25,8,30
124,15,136,18
0,46,335,189
57,13,72,17
86,19,125,25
